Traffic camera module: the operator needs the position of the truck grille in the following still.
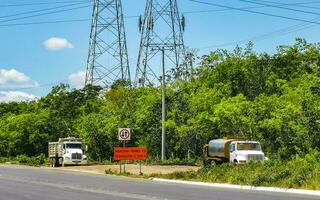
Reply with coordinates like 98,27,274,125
247,154,263,161
71,153,82,160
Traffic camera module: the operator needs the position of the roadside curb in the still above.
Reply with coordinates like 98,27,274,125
152,178,320,196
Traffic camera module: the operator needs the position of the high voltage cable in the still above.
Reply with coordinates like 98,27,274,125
187,0,320,25
0,4,92,24
184,1,320,14
0,1,90,7
0,15,139,27
0,1,319,26
0,19,90,27
197,16,320,49
240,0,320,15
0,2,92,20
254,0,320,10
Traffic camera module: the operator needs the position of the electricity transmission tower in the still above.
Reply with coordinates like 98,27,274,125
135,0,188,87
85,0,130,87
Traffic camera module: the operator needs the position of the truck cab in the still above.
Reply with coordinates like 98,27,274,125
62,141,87,166
229,141,265,164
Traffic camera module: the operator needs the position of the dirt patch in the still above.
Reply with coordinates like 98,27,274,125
59,164,200,175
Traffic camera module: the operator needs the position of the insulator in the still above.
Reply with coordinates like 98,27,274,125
138,15,142,33
181,15,186,32
147,16,152,30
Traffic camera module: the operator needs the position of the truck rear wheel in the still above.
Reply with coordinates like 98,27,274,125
210,160,217,166
203,159,210,166
52,158,56,167
52,158,60,167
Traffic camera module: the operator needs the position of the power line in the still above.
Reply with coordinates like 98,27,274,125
254,0,320,10
0,15,139,27
187,0,320,25
0,2,91,20
197,16,320,49
0,4,92,24
0,1,90,7
239,0,320,16
1,1,319,27
183,1,320,14
0,19,90,27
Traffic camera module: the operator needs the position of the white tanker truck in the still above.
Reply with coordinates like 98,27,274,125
203,137,267,165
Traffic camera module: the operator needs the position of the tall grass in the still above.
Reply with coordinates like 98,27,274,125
157,151,320,190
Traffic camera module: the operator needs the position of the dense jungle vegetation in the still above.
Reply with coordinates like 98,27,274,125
0,39,319,163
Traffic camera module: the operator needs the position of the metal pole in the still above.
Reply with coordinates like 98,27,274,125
161,47,166,161
123,140,126,173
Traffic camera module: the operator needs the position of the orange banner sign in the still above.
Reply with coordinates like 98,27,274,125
114,147,148,161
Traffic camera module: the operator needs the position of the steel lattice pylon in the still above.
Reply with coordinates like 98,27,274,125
85,0,130,87
135,0,188,87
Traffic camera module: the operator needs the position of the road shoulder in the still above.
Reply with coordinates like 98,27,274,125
153,178,320,197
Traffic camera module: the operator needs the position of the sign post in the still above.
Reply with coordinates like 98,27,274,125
118,128,131,173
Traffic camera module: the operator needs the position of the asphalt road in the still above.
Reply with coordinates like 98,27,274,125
0,165,318,200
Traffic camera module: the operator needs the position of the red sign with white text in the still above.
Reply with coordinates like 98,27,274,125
114,147,148,161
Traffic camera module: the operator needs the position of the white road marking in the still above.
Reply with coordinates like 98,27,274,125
153,178,320,197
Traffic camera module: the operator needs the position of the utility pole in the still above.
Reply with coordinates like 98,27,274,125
135,0,188,87
85,0,130,87
161,47,166,161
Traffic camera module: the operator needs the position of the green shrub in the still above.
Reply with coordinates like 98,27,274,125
0,157,9,163
157,151,320,190
15,154,46,166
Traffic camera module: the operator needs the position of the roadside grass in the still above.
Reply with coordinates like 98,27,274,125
0,154,47,166
149,151,320,190
104,151,320,190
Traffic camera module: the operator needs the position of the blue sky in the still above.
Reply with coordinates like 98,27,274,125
1,0,320,101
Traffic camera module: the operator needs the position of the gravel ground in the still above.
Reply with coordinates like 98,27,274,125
57,164,200,175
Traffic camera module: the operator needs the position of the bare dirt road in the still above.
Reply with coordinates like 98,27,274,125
57,164,200,175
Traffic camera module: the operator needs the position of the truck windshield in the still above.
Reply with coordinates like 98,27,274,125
66,143,82,149
237,143,261,151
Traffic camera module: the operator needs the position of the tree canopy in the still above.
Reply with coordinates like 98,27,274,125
0,39,319,161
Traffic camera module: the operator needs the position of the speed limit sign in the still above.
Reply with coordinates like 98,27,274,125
118,128,131,141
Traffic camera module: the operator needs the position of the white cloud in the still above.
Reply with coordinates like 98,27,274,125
0,69,38,88
0,91,36,102
68,70,86,89
43,37,74,51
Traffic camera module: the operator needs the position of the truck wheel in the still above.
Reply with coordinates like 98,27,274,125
203,159,210,167
53,158,59,167
52,158,56,167
210,160,217,166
